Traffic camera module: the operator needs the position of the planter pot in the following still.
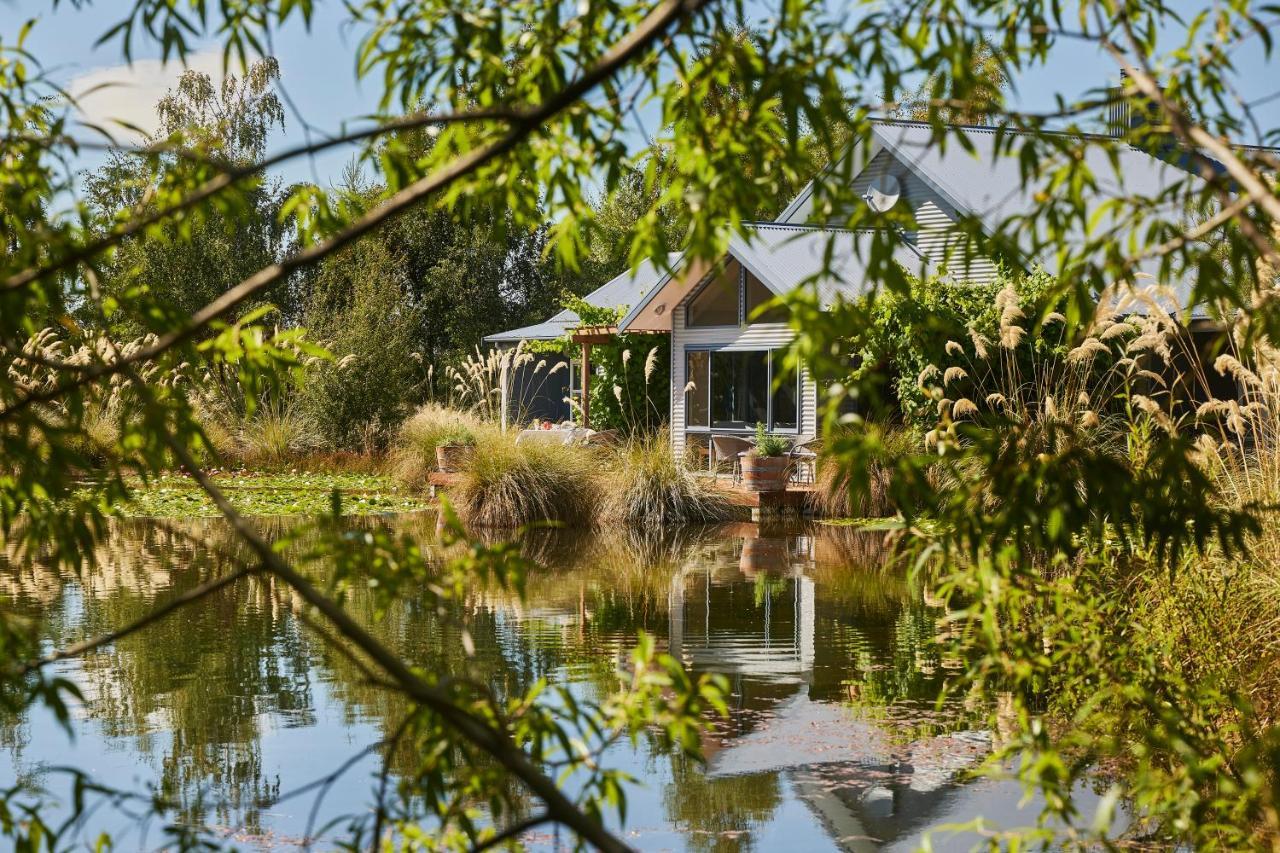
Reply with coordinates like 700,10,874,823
435,444,474,473
740,455,790,492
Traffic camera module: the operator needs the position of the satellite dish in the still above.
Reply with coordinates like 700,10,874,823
864,175,901,213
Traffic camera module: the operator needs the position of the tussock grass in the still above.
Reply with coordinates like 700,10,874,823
599,432,733,526
230,401,321,468
808,425,919,519
452,427,599,527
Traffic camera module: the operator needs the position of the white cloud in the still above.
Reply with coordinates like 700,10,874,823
65,47,225,142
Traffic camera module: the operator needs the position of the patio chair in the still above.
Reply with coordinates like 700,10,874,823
584,429,620,447
710,435,755,483
789,436,821,484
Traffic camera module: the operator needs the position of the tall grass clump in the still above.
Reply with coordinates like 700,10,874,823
452,427,598,527
810,424,922,519
600,431,732,526
231,399,321,468
390,403,484,487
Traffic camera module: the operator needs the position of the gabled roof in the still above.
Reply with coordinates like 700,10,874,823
484,253,681,343
778,119,1215,315
616,224,930,332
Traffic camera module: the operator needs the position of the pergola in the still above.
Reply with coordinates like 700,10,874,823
568,325,617,429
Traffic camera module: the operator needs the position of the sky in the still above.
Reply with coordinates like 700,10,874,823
5,0,1280,202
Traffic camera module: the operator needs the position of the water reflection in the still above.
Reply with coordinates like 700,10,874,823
1,515,1025,850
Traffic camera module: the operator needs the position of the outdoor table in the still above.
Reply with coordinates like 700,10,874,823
514,427,593,447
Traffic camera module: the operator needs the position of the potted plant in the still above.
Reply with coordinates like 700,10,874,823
740,423,792,492
435,426,477,473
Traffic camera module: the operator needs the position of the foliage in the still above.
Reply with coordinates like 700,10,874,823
749,422,790,457
810,423,923,519
8,0,1280,846
79,59,296,335
838,267,1067,425
297,238,425,451
437,425,477,448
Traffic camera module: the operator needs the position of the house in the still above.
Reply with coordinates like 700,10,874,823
614,119,1231,459
484,254,680,424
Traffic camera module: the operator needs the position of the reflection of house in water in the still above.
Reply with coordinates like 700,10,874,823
668,529,816,682
667,526,998,851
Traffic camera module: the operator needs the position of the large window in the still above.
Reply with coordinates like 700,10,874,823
685,350,710,427
685,349,799,432
745,274,788,324
686,262,741,327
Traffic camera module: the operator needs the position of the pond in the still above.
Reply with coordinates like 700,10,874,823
1,514,1090,850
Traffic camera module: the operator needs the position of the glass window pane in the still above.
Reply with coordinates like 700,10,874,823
745,274,788,324
687,262,740,327
685,350,709,427
711,351,769,430
771,355,798,431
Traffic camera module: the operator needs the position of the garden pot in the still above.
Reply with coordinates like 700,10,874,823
435,444,474,474
740,455,790,492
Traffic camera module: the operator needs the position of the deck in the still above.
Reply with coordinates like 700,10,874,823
428,472,815,519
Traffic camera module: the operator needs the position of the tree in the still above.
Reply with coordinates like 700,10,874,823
5,0,1280,849
79,59,294,335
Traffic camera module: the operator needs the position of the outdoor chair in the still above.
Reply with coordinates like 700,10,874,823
789,436,821,484
710,435,755,483
584,429,620,447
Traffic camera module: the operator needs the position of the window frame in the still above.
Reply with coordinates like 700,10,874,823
683,346,801,435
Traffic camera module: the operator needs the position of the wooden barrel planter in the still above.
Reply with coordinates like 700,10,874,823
740,455,790,492
435,444,474,473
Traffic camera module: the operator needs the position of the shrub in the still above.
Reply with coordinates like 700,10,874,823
600,431,733,526
298,240,426,450
452,427,598,527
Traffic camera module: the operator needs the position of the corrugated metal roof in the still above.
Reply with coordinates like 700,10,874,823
616,225,930,332
869,122,1204,314
781,120,1215,315
485,253,680,343
728,224,931,307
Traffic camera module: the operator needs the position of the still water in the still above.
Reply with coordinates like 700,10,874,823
2,515,1070,850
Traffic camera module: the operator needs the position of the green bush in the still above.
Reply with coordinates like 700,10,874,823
848,266,1065,424
298,240,426,451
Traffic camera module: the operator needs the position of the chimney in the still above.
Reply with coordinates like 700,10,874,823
1106,71,1162,138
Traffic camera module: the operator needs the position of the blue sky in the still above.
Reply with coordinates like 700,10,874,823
5,0,1280,197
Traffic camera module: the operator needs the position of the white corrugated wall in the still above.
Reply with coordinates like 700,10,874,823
846,149,1000,285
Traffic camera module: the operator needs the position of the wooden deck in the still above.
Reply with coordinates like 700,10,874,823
429,471,815,517
704,476,816,516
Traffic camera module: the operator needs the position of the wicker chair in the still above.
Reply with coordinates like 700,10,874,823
710,435,755,483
